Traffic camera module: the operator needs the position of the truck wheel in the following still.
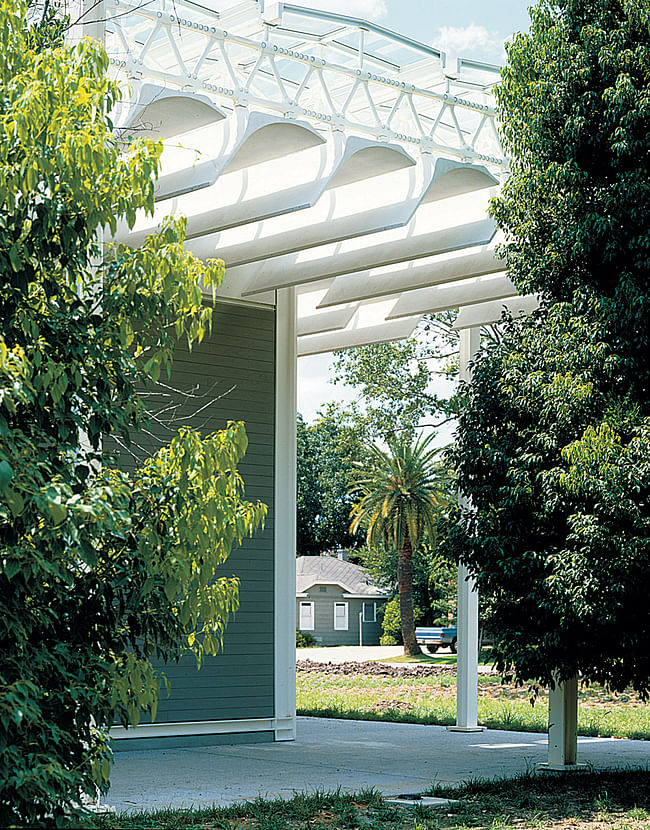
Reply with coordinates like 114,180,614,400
425,645,439,654
449,639,457,654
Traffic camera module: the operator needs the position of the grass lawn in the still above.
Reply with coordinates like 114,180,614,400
96,770,650,828
377,653,459,666
375,647,494,667
296,665,650,740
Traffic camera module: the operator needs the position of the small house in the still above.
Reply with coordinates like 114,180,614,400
296,555,389,646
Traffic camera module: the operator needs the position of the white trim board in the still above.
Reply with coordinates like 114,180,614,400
110,716,293,740
299,600,315,630
298,578,356,594
333,601,349,630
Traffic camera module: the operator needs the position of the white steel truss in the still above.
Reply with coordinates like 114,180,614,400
105,0,516,355
106,0,503,167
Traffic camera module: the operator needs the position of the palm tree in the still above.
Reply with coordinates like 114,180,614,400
349,433,448,656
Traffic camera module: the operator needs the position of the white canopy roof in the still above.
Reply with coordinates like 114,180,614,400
107,0,533,353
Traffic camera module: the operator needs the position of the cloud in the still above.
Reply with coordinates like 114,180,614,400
295,0,388,23
433,23,506,63
298,354,356,423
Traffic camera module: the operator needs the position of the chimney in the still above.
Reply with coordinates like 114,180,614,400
336,549,348,561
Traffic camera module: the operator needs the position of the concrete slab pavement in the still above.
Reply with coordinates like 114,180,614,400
107,716,650,813
297,645,404,663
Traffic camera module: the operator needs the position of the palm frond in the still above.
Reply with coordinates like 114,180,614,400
348,432,451,552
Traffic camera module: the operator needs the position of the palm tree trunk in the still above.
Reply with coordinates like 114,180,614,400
398,534,420,656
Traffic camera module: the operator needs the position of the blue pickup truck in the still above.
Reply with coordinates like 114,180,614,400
415,625,457,654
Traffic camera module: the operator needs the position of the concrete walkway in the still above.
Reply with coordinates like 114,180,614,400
297,645,404,663
107,716,650,813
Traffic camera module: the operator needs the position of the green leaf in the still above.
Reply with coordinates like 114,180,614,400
9,244,21,271
47,501,67,526
0,459,13,494
5,489,24,517
163,578,178,602
3,559,20,580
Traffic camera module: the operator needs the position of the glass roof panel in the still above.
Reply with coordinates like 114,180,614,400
279,10,337,37
279,4,442,73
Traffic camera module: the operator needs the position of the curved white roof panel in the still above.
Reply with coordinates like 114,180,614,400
106,0,518,354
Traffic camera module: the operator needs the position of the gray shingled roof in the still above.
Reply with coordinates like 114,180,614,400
296,556,388,596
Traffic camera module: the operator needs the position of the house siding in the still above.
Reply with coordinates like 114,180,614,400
108,301,275,729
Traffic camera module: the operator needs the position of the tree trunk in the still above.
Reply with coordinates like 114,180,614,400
398,535,420,656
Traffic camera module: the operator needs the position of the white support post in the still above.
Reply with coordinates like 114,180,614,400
82,0,106,44
274,287,297,741
452,561,483,730
448,327,485,733
543,676,582,770
66,0,105,47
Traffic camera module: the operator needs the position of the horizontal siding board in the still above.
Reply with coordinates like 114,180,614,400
153,706,275,721
159,655,274,670
156,674,274,691
109,301,276,726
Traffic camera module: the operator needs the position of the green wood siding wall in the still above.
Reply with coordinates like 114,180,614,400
109,301,275,724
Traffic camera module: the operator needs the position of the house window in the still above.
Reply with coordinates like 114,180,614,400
334,602,348,631
362,601,376,623
299,601,314,631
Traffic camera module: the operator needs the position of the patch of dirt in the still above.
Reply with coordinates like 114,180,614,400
296,659,455,678
369,699,413,712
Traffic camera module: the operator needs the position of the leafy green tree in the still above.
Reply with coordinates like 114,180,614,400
448,305,644,687
296,414,322,556
332,312,458,441
349,434,448,655
492,0,650,313
296,406,364,556
449,0,650,695
0,6,265,824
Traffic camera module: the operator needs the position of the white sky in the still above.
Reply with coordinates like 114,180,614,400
296,0,531,423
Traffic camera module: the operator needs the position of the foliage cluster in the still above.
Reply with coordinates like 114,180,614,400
296,407,365,556
449,0,650,694
0,6,265,824
378,597,423,645
296,630,317,648
331,311,458,441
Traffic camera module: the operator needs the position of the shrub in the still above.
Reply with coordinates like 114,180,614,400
297,630,317,648
380,597,424,645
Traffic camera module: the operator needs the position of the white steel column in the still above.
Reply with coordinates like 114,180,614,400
274,288,297,741
545,676,580,769
449,327,485,732
83,0,106,43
